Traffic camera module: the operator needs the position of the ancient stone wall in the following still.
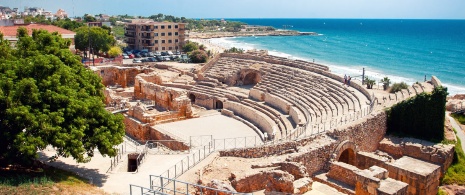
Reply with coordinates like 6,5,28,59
96,66,143,88
327,161,358,187
124,115,151,141
378,137,454,177
224,100,275,135
327,111,387,152
264,93,291,114
289,105,305,125
431,76,442,87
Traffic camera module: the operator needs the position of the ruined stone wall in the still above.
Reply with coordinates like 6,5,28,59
148,126,189,150
378,137,454,177
264,93,291,114
124,115,151,141
327,111,387,152
97,67,143,88
224,100,275,135
327,161,358,187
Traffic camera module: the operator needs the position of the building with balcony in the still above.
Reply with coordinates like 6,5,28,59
124,22,186,52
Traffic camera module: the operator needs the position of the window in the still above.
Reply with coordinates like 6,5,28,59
161,25,165,29
169,47,173,50
155,40,158,44
168,25,172,29
154,25,158,29
168,32,172,36
175,39,179,43
154,33,158,36
161,33,165,36
168,40,172,43
162,47,165,50
175,32,178,36
175,25,178,29
162,40,165,43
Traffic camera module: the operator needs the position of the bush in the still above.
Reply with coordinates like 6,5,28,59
108,46,122,57
442,135,465,185
451,113,465,125
189,50,208,63
389,82,408,93
224,47,244,53
386,86,448,142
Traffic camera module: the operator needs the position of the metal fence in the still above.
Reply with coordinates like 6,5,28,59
212,136,262,150
148,175,251,195
155,143,214,187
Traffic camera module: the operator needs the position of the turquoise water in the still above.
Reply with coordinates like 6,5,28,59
211,19,465,94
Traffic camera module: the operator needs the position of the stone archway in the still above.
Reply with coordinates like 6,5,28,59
189,94,196,103
332,140,357,166
215,100,223,109
243,72,261,85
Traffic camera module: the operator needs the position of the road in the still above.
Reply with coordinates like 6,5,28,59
447,112,465,152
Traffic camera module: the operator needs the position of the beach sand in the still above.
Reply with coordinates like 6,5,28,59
189,38,227,55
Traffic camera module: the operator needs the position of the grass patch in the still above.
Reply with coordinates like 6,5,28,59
441,133,465,185
451,113,465,125
0,165,105,194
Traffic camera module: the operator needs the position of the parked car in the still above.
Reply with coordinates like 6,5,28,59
122,54,129,59
129,54,135,59
161,51,168,56
156,55,164,62
141,52,149,57
148,52,155,57
133,58,142,63
141,58,149,62
154,51,161,56
135,53,142,58
174,51,181,55
167,51,174,56
146,57,156,62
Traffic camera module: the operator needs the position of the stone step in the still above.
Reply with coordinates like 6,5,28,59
313,173,355,195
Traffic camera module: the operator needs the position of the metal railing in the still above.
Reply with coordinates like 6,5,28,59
107,145,126,173
212,136,262,150
149,175,251,195
156,143,214,185
134,142,149,173
129,184,166,195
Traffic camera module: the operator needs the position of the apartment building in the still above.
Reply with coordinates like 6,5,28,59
124,22,186,52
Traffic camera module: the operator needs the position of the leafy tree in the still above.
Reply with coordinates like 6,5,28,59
189,50,208,63
109,17,117,26
75,26,116,54
83,14,97,22
0,28,125,165
182,41,199,53
108,46,122,57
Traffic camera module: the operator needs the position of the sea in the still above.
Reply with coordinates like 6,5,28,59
209,19,465,95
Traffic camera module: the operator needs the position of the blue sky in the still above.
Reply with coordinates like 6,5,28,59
1,0,464,19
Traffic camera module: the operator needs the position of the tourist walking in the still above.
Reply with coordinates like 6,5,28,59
348,76,351,87
344,74,347,85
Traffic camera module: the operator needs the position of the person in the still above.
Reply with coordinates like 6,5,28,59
344,74,347,85
348,76,351,87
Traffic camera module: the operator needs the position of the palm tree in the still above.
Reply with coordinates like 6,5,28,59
364,76,376,89
380,77,391,90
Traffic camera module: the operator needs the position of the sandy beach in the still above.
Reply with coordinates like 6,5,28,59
189,38,228,55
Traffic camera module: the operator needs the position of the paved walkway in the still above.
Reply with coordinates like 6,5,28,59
447,112,465,152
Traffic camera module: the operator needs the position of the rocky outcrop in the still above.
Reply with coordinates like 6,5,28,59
205,179,236,195
264,170,295,193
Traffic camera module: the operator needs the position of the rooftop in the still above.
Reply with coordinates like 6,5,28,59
0,24,75,38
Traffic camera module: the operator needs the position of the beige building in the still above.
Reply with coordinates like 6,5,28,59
124,22,186,52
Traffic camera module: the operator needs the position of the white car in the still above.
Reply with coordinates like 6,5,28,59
123,54,129,59
133,58,142,63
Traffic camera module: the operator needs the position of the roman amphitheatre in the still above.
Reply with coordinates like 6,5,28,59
41,49,456,195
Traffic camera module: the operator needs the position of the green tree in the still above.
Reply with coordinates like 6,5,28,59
108,46,122,57
182,41,199,53
364,76,376,89
380,77,391,90
389,82,408,93
0,28,125,165
75,26,116,54
83,14,96,22
189,50,208,63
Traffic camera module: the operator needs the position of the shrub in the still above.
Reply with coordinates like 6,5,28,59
442,135,465,185
451,113,465,125
189,50,208,63
389,82,408,93
182,41,199,53
386,86,448,142
224,47,244,53
108,46,122,57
